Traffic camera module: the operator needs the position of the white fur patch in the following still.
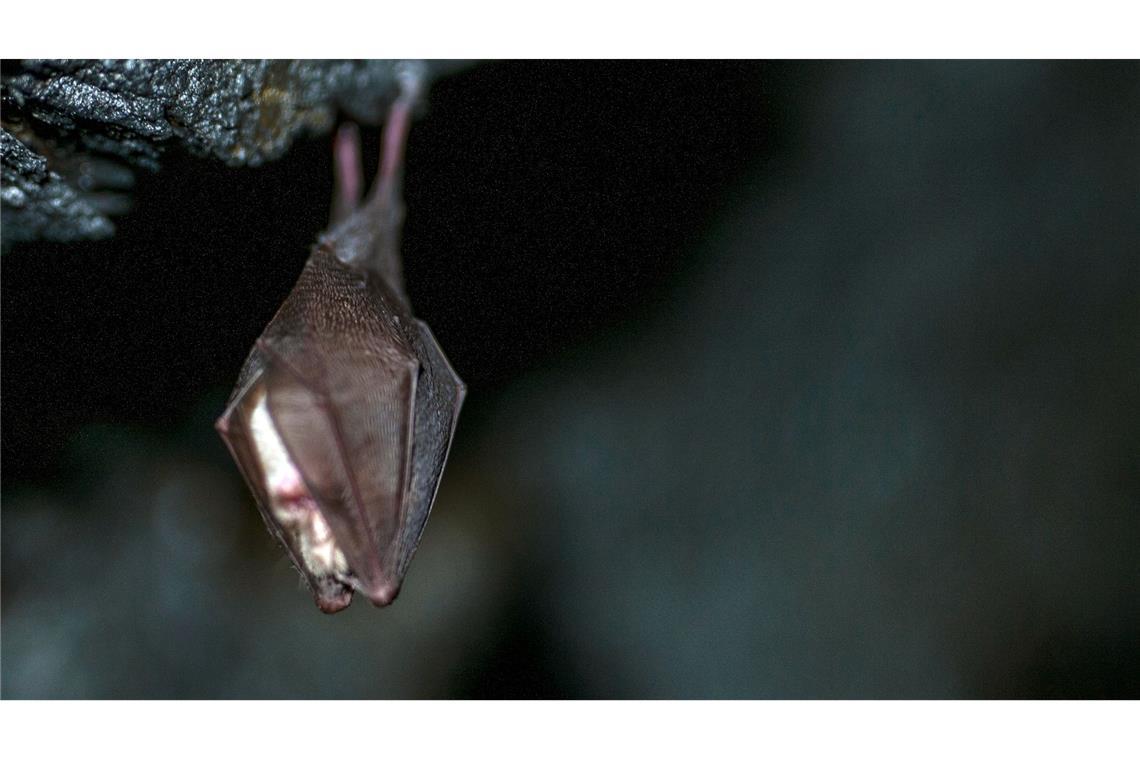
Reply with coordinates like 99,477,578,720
248,388,349,578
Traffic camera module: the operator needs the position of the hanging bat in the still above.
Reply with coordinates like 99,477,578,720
215,64,465,613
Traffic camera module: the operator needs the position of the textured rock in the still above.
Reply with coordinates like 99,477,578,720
1,59,466,247
1,128,113,242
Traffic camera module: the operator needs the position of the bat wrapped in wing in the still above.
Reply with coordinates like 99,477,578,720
216,64,465,613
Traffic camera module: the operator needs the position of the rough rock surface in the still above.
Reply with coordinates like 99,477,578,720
1,59,462,247
1,127,114,243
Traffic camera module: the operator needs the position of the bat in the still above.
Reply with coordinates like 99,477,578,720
215,63,465,613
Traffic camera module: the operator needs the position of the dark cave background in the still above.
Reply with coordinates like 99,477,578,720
2,61,1138,698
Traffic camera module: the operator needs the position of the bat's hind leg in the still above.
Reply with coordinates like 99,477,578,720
330,122,364,225
371,60,427,208
335,60,427,291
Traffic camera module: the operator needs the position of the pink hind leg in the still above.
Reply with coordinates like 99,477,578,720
331,122,363,225
370,61,426,209
324,62,426,292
